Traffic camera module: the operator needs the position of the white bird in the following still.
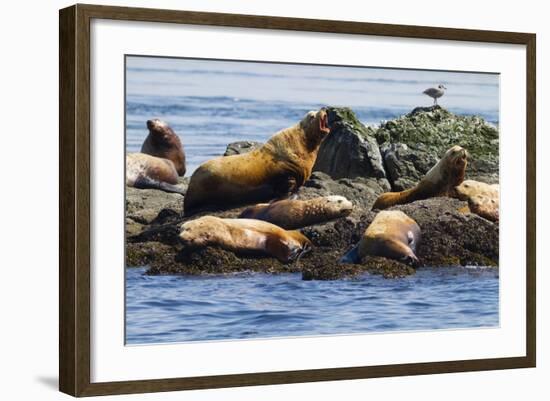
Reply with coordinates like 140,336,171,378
423,84,447,105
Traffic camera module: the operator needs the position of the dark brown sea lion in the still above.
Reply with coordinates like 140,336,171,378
179,216,312,263
183,108,331,216
372,145,468,210
239,196,353,229
340,210,421,265
141,119,186,176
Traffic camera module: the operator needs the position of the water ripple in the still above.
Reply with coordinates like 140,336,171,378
126,266,499,344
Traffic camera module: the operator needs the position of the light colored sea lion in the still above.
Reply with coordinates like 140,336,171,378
452,180,499,222
141,119,186,176
126,153,185,195
184,108,331,216
340,210,421,265
239,196,353,229
179,216,312,263
372,145,468,210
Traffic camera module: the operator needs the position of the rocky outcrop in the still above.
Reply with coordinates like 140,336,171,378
313,108,389,185
375,106,499,188
126,173,498,280
125,177,187,237
126,105,500,280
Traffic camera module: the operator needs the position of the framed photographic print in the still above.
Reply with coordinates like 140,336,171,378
59,4,536,397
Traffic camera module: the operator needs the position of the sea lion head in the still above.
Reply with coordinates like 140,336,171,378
179,216,224,247
445,145,468,171
319,195,353,217
144,119,186,176
300,108,331,146
443,145,468,186
146,119,178,144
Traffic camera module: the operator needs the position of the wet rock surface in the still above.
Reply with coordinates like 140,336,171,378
126,106,499,280
313,107,388,184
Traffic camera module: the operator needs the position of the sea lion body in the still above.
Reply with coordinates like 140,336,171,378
126,153,185,195
372,145,468,210
184,109,331,215
340,210,421,265
239,196,353,229
141,119,186,176
179,216,312,263
452,180,499,222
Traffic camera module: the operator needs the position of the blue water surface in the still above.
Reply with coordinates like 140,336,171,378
126,267,499,344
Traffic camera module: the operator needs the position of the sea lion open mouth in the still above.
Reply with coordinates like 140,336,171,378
455,149,468,167
319,112,330,134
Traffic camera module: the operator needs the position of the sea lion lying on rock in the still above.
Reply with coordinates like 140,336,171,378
126,153,186,195
184,108,331,215
340,210,421,266
179,216,312,263
141,119,186,176
239,196,353,229
372,145,468,210
451,180,499,222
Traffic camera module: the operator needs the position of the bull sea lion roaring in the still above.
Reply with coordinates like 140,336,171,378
372,145,468,210
126,153,185,195
239,196,353,229
340,210,421,265
179,216,312,263
142,119,186,176
183,108,331,216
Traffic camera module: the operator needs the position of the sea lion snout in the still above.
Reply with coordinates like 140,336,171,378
447,145,468,165
146,118,168,130
401,253,420,267
326,195,353,212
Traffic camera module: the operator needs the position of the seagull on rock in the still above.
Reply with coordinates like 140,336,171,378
423,84,447,105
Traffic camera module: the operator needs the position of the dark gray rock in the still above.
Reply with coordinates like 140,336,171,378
380,143,439,191
298,172,389,210
125,177,187,236
223,141,263,156
314,107,389,185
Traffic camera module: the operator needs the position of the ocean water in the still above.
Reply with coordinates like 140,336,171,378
126,266,499,344
125,56,499,344
126,56,499,174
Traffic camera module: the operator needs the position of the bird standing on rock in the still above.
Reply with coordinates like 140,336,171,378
423,84,447,105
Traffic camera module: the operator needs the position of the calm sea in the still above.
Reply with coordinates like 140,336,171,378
126,267,499,344
125,56,499,344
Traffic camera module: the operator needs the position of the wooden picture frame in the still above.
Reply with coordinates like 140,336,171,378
59,3,536,397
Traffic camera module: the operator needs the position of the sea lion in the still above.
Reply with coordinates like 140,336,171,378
340,210,421,265
179,216,312,263
451,180,499,222
239,196,353,229
184,108,331,216
141,119,186,176
372,145,468,210
126,153,185,195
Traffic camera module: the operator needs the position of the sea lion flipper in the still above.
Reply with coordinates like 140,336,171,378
134,176,186,195
339,245,361,264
